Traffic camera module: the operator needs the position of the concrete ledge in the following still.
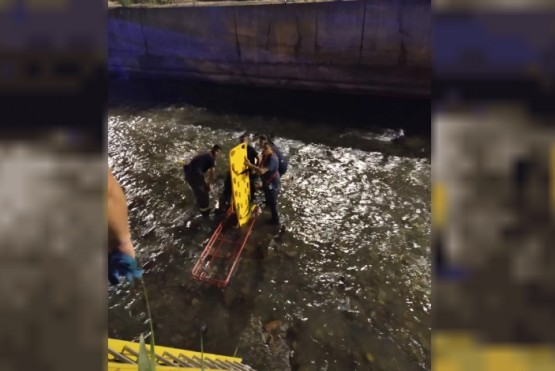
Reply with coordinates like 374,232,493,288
108,0,337,9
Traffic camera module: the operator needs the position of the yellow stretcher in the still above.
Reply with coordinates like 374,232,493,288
228,142,253,227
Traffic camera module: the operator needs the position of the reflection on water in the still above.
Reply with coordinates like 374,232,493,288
108,104,430,371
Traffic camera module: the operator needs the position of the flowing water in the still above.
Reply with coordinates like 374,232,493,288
107,86,430,371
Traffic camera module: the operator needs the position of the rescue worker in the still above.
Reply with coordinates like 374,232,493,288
258,135,288,176
217,134,259,213
108,169,143,285
245,142,280,225
183,145,222,216
242,133,261,197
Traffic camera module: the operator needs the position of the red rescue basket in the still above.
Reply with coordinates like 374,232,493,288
192,142,259,288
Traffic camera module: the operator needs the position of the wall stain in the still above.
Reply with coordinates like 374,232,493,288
294,13,302,56
137,7,150,56
397,0,408,66
265,20,272,51
358,0,368,65
234,10,242,61
314,12,320,54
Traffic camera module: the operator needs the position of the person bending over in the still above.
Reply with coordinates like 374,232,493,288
183,145,222,216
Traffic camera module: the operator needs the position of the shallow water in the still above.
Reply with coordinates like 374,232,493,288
107,103,430,371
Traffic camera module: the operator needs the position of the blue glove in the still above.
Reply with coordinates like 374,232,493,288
108,251,143,286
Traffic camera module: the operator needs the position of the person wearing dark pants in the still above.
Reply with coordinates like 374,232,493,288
246,142,281,225
263,185,280,225
183,145,222,216
217,134,259,213
258,135,288,176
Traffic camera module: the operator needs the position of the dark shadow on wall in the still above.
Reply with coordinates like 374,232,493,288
109,77,430,134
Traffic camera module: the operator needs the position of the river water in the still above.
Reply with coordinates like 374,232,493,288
107,82,430,371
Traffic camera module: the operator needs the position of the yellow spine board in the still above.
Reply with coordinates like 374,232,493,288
229,143,251,227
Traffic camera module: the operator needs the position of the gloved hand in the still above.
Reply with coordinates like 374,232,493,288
108,251,143,286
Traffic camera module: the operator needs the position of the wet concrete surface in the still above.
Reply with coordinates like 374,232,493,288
108,80,430,370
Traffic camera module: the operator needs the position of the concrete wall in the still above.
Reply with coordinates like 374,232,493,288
108,0,431,97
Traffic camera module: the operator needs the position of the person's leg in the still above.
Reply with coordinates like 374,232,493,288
217,172,232,212
263,187,271,211
273,188,280,223
249,174,258,200
191,174,210,216
186,175,200,206
265,188,279,224
198,179,210,216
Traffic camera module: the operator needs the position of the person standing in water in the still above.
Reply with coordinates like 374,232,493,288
183,145,222,216
246,142,281,225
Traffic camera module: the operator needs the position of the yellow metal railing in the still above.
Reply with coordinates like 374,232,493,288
108,338,254,371
433,332,555,370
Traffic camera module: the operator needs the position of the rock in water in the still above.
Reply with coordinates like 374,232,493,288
264,320,283,333
224,289,236,307
377,289,387,303
238,316,292,371
284,249,298,258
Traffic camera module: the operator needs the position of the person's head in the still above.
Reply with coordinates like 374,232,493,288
239,133,249,145
211,144,222,158
258,135,268,149
262,142,273,157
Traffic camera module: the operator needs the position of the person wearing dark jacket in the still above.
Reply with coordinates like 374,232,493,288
183,145,222,216
246,142,281,225
258,135,288,176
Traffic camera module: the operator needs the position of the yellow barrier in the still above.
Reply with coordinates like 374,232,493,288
551,145,555,212
433,332,555,371
108,338,248,371
108,365,224,371
432,182,446,228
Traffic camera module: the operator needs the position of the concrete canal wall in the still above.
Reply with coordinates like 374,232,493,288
108,0,431,96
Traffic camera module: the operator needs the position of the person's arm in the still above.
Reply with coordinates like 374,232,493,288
245,159,269,175
248,147,259,166
205,167,215,189
252,148,260,167
108,169,135,258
